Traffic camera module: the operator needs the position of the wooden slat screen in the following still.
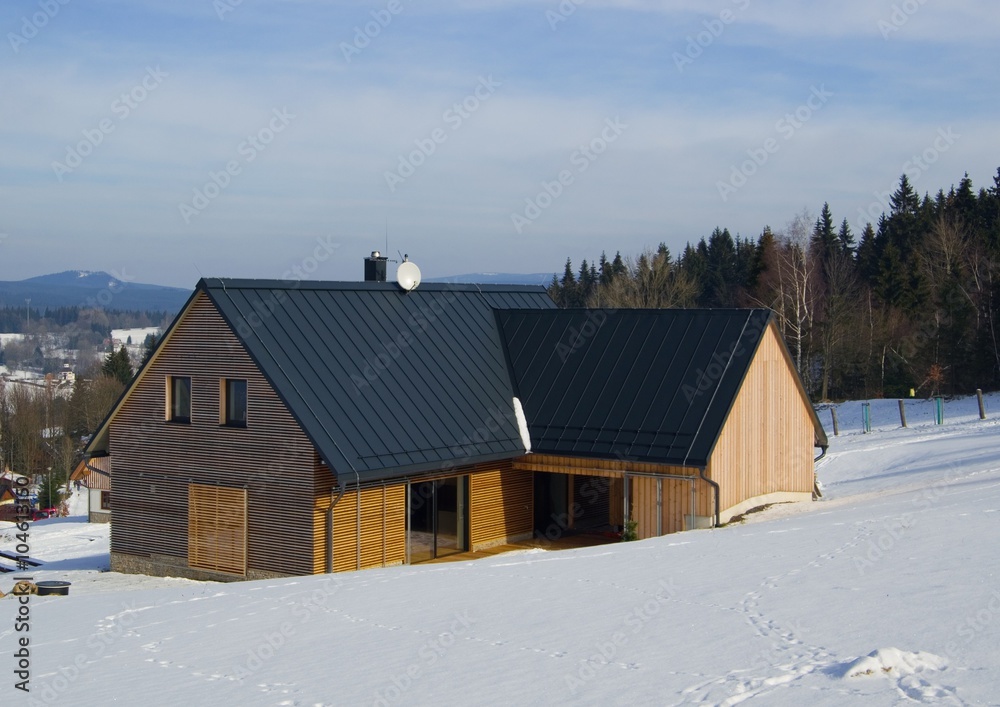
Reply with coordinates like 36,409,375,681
331,485,405,572
470,465,532,549
189,484,247,575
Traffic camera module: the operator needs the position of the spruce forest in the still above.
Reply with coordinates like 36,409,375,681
547,170,1000,401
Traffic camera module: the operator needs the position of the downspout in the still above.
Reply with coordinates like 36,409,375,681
812,444,829,499
326,484,345,573
84,459,111,478
698,466,720,528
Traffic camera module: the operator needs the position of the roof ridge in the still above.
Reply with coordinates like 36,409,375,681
198,278,548,293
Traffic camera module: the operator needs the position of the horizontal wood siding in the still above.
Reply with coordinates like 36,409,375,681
331,484,405,572
81,456,111,491
109,292,318,576
470,462,532,549
708,321,816,512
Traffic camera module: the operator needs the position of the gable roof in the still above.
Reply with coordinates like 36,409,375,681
496,308,826,468
88,279,555,486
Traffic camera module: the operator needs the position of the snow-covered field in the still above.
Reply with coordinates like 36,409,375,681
2,394,1000,705
110,328,160,346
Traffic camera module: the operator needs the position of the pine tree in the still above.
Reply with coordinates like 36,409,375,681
837,219,855,255
101,345,134,386
598,251,613,286
38,471,65,510
141,333,158,366
890,174,920,216
610,251,626,279
811,203,838,266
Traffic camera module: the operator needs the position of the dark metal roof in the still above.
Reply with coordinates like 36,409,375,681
202,279,555,485
496,308,807,468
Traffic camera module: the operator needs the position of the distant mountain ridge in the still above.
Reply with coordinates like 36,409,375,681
0,270,557,313
0,270,191,313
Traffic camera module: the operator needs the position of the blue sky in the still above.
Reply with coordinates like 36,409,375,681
1,1,998,288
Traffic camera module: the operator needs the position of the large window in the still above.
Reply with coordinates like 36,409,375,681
221,379,248,427
100,491,111,510
188,484,247,575
408,476,468,563
167,376,191,423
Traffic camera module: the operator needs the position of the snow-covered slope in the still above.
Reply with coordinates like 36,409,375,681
2,395,999,705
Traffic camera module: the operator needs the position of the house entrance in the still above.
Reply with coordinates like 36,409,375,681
408,477,468,563
534,472,617,540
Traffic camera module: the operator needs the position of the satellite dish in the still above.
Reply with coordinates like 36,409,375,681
396,259,422,291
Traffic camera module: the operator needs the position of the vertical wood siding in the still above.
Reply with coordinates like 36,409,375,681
708,321,816,512
628,477,695,540
109,292,319,576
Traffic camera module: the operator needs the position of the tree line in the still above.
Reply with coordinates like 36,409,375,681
547,168,1000,401
0,306,170,374
0,346,138,512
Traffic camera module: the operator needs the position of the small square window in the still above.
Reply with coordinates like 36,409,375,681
101,491,111,510
167,376,191,423
223,379,247,427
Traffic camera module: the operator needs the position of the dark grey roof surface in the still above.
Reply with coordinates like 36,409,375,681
496,308,785,468
203,279,555,484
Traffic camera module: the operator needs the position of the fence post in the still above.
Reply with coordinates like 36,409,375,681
935,396,944,425
977,389,986,420
831,408,839,436
898,399,907,428
862,402,872,434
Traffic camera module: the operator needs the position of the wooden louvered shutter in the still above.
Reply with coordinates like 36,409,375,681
189,484,247,575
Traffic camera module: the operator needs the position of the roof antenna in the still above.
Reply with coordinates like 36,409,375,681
385,217,388,259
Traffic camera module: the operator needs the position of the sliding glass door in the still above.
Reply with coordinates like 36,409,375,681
408,477,468,562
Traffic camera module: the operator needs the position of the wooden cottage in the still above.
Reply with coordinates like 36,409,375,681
85,278,827,581
70,456,111,523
